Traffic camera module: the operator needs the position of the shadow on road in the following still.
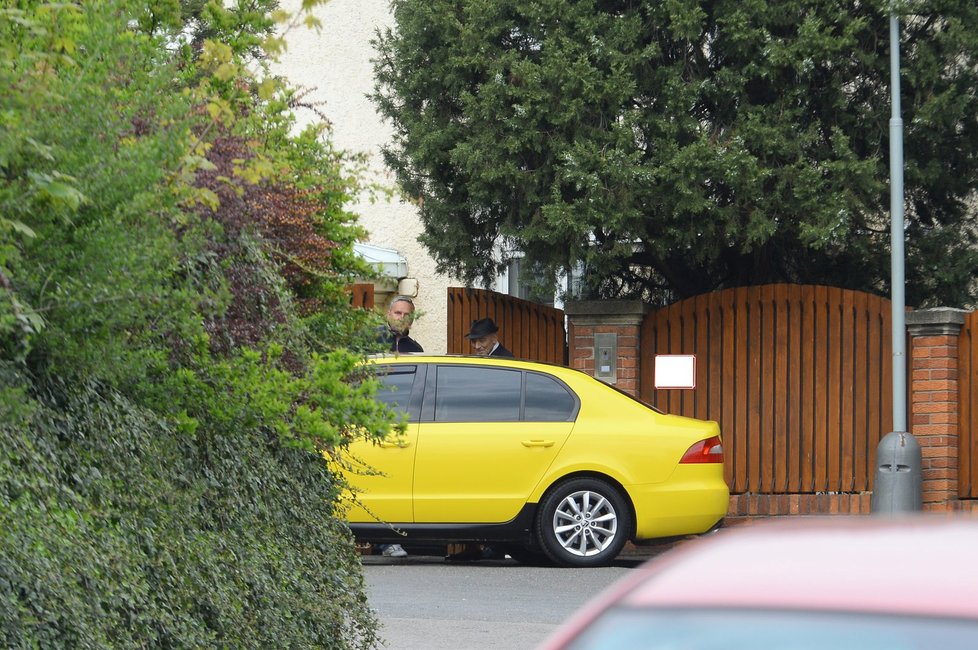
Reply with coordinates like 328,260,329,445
360,538,685,569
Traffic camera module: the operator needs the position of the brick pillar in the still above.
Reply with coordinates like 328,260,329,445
905,308,967,511
563,300,647,396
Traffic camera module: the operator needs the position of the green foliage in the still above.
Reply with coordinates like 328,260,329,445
155,345,399,453
2,1,388,647
374,0,978,308
1,371,378,649
1,1,203,378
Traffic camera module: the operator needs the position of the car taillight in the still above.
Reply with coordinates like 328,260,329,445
679,436,724,464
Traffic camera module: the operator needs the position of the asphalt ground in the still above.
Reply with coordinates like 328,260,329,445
361,541,683,650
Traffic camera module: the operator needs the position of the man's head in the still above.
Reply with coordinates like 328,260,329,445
470,332,499,356
466,318,499,356
386,296,415,334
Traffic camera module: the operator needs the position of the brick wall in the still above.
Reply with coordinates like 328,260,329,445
906,309,967,511
727,493,873,518
564,301,646,396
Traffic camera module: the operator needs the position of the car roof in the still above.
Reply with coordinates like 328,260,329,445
366,352,565,369
365,353,595,384
618,516,978,619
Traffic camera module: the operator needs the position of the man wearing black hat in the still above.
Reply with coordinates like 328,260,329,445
465,317,513,357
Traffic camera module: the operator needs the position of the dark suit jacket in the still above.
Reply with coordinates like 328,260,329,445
377,326,424,353
489,343,513,358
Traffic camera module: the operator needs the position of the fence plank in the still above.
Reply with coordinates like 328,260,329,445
759,287,775,493
799,285,816,492
866,294,884,490
749,287,763,491
879,296,892,491
840,289,855,491
813,285,830,492
786,287,802,492
722,290,739,491
774,285,789,492
707,292,723,430
735,288,750,492
692,295,704,416
677,295,692,416
853,291,869,490
826,286,842,491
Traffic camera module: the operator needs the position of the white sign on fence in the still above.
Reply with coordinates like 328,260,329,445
654,354,697,389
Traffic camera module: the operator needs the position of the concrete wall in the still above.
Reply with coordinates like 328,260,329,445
272,0,453,353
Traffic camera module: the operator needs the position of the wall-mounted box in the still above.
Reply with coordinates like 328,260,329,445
594,333,617,384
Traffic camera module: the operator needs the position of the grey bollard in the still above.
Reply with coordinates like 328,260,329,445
871,431,922,514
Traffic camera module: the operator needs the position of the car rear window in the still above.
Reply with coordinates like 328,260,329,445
434,365,522,422
524,372,576,421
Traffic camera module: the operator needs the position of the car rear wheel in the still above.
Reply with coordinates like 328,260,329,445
536,478,631,567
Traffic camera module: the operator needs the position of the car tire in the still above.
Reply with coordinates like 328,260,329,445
536,477,631,568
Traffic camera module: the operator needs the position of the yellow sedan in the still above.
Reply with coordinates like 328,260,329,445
341,355,728,568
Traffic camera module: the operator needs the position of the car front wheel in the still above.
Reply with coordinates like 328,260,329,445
536,478,631,567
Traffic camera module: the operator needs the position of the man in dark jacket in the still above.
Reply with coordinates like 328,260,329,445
378,295,423,353
374,295,422,559
466,317,512,357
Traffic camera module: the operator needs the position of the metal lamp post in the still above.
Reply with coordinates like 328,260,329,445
871,9,923,514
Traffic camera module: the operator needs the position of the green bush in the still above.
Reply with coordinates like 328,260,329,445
1,371,377,649
1,2,387,647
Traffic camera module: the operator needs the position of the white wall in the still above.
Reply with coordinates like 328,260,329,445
272,0,453,353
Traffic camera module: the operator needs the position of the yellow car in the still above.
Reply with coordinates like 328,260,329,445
343,355,728,567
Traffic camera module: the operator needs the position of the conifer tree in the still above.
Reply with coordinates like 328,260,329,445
374,0,978,307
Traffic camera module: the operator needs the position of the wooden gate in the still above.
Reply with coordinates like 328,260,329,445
641,285,896,495
447,287,567,364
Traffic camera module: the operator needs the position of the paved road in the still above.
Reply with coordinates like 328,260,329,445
362,544,678,650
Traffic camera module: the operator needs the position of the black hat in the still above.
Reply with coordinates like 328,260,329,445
466,317,499,339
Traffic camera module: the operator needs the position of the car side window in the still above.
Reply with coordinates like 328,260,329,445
524,372,577,421
374,365,417,417
434,366,521,422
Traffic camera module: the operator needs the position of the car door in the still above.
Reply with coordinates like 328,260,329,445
341,363,423,524
412,364,577,523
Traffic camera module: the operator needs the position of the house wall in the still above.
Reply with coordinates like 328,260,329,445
272,0,452,353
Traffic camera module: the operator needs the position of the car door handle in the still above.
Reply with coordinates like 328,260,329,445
521,439,555,448
379,441,411,448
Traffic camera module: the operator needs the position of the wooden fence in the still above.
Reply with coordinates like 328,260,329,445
350,283,375,310
447,287,567,364
641,285,897,496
